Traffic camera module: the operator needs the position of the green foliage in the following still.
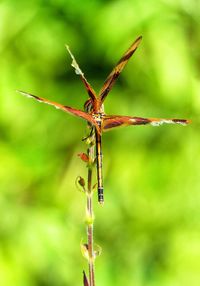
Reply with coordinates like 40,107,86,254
0,0,199,285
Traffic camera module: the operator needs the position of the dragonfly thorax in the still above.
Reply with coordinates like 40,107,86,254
92,112,105,124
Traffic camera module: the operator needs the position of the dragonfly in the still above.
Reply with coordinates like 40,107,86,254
18,36,190,204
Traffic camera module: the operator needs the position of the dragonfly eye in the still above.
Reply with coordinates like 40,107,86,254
84,99,93,112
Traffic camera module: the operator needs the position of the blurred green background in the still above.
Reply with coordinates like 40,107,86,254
0,0,199,285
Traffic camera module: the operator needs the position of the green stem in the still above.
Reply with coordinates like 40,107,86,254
86,136,95,286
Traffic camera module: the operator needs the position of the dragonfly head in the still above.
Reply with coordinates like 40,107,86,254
92,112,105,127
84,98,105,114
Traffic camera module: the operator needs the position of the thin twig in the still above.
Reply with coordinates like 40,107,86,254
86,132,95,286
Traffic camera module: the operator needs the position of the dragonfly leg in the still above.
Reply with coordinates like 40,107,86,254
82,126,95,142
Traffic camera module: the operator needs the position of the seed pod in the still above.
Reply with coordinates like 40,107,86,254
80,243,89,261
75,176,86,192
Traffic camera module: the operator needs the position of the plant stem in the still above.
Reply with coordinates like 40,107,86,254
86,135,95,286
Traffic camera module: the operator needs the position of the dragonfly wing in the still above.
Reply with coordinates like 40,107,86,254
98,36,142,103
66,45,97,104
143,117,191,126
103,115,190,131
17,90,100,131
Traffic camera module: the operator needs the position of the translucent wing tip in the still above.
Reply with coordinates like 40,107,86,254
134,35,143,45
16,90,37,100
174,119,191,125
150,118,191,126
16,90,42,102
16,89,24,95
16,90,28,95
65,44,84,76
65,44,71,55
186,119,192,124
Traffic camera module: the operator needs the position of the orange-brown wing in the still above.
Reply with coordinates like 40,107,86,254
102,115,190,131
17,90,100,132
98,36,142,103
66,45,97,104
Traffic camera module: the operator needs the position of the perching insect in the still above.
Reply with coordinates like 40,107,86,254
18,36,190,204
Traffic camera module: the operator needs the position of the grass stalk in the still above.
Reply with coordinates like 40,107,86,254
87,141,95,286
80,130,96,286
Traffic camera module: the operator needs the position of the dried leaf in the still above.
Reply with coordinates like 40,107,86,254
78,177,85,187
78,153,89,163
80,243,89,261
83,271,89,286
75,176,86,192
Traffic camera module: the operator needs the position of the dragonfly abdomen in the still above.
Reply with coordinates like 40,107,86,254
95,129,104,204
